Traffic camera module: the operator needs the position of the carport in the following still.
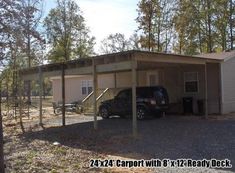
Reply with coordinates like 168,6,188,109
19,50,221,137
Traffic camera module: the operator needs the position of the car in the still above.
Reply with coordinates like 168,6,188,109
98,86,169,120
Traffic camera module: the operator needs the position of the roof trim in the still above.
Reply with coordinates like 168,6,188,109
19,50,222,79
224,54,235,62
193,50,235,62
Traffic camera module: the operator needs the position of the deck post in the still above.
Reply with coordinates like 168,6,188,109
0,81,5,173
39,66,43,125
61,64,66,126
132,58,137,138
93,59,98,130
114,73,117,88
205,62,208,118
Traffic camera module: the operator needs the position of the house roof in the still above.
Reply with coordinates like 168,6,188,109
19,50,222,80
194,50,235,61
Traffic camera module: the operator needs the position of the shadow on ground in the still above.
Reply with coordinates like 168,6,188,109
20,115,235,171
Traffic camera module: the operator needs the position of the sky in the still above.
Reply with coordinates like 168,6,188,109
44,0,139,52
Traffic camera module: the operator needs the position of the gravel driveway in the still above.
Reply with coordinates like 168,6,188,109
22,114,235,172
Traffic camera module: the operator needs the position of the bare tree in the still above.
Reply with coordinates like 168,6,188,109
99,33,129,54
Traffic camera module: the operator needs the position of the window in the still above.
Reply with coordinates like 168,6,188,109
184,72,199,93
149,75,157,85
147,72,159,86
116,90,131,99
81,80,93,95
87,80,93,94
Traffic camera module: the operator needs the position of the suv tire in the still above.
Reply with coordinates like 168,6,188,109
54,108,61,115
99,106,110,119
137,107,146,120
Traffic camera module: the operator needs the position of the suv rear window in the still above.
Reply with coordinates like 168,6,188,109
137,88,154,98
116,90,131,99
154,90,164,99
154,88,168,102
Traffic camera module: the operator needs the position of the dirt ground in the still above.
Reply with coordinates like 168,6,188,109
2,105,155,173
2,104,235,173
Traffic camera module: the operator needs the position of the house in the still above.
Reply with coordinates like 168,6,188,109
46,50,235,115
193,50,235,114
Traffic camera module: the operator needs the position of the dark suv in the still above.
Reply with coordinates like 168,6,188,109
98,86,169,120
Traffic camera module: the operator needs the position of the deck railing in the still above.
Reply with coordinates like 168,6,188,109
82,88,123,113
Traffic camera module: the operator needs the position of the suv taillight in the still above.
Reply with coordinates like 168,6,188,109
150,99,156,105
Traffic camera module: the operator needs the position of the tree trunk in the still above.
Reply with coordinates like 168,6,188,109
26,0,31,104
43,79,46,99
0,81,5,173
148,3,153,51
27,35,31,104
229,0,233,50
148,19,151,51
207,0,213,53
6,77,9,114
198,27,202,53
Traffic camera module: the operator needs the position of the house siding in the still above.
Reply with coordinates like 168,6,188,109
52,74,115,103
115,71,148,88
52,76,90,103
161,64,219,114
221,57,235,114
206,63,220,114
52,64,220,114
162,65,206,113
52,71,150,103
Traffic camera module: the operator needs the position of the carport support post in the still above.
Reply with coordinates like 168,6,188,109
132,59,137,138
93,59,98,130
61,64,66,126
205,63,208,118
39,66,43,125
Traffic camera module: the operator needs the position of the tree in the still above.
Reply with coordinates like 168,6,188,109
0,0,21,171
228,0,235,50
0,0,44,113
99,33,143,54
213,0,229,51
136,0,175,52
136,0,157,51
99,33,129,54
173,0,235,54
13,0,44,103
44,0,95,62
173,0,202,54
129,33,142,50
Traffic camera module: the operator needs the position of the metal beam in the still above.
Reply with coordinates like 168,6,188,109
43,71,61,78
205,63,208,118
21,70,62,80
21,74,38,81
219,63,224,114
21,61,132,80
96,61,132,73
132,59,137,138
136,54,210,65
114,73,117,88
93,59,98,130
65,66,92,75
